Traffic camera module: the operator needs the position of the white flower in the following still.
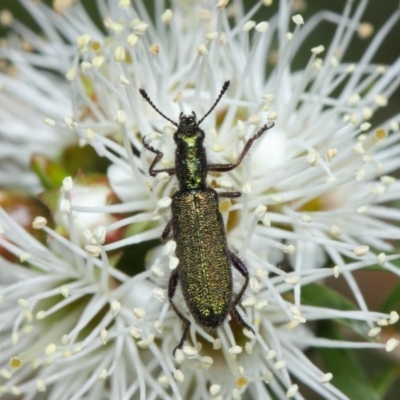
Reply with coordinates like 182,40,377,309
0,207,176,398
0,4,75,192
1,1,400,399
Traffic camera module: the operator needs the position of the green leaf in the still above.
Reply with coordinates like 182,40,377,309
37,189,60,215
301,283,370,338
372,365,400,398
30,154,68,190
61,144,111,176
382,279,400,314
301,283,355,310
318,321,380,400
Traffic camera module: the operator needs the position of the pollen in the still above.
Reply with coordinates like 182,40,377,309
149,43,160,55
53,0,74,13
161,9,173,23
374,127,388,141
90,41,101,52
219,199,231,213
236,376,248,389
217,0,229,9
9,357,22,370
358,22,374,39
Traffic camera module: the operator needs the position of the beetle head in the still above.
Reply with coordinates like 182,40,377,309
178,111,198,134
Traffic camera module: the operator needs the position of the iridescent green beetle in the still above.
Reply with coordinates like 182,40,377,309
140,82,274,354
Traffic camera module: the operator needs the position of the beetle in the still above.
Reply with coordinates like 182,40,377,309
139,81,274,354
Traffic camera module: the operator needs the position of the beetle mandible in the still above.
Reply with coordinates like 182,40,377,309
139,81,274,354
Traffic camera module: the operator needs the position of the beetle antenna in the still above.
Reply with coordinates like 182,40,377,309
198,80,230,125
139,89,179,127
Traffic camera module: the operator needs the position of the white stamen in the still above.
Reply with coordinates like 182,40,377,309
111,300,121,315
267,111,278,121
301,214,312,223
292,14,304,25
256,22,269,32
255,299,268,310
389,311,399,325
127,34,138,47
133,22,148,34
242,21,256,32
183,346,198,359
114,47,126,62
43,118,55,126
368,327,381,337
161,9,173,23
229,346,243,355
311,45,324,55
98,369,108,381
333,266,340,278
196,44,208,56
152,288,165,302
386,338,399,352
210,384,221,395
137,333,155,348
133,307,146,319
241,297,256,307
100,328,108,345
307,151,320,166
285,275,300,285
283,245,296,254
174,369,185,382
154,321,163,333
274,360,286,369
266,350,277,360
248,115,260,125
286,384,298,398
377,252,386,265
320,373,333,383
116,110,127,125
206,32,219,40
62,176,73,191
353,246,369,257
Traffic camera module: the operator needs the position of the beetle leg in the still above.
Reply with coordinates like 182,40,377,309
161,220,173,242
228,250,255,335
207,123,274,173
218,191,241,199
168,268,191,355
142,136,175,177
